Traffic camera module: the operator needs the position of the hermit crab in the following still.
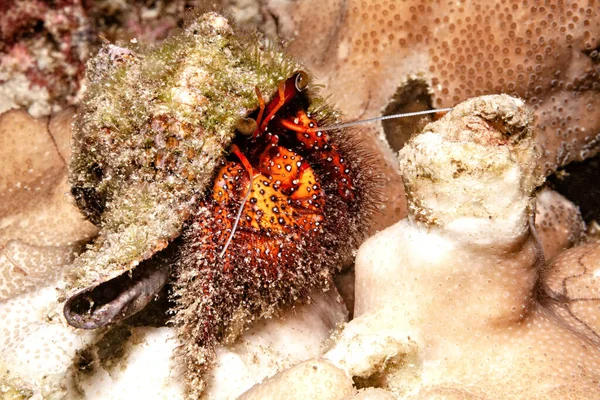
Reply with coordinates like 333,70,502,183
63,12,371,396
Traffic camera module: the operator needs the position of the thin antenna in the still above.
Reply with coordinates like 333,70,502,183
219,177,253,258
312,108,453,132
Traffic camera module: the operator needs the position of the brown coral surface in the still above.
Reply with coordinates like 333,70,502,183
0,109,97,301
270,0,600,177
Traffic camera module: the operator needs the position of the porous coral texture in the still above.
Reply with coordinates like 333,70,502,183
0,109,98,398
330,95,600,398
269,0,600,177
539,240,600,344
535,187,585,260
239,359,354,400
0,109,97,301
342,388,398,400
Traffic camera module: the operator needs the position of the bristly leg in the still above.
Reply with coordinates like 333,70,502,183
171,71,374,398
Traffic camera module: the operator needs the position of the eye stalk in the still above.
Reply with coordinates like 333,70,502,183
294,70,309,92
236,117,258,135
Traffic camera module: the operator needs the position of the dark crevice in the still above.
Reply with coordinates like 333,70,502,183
381,79,434,152
45,115,67,166
547,152,600,223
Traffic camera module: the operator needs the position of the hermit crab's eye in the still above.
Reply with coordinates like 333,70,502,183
294,70,309,92
235,117,257,135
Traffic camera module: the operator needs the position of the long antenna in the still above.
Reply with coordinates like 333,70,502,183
311,108,453,132
219,178,253,258
219,107,453,257
219,145,255,259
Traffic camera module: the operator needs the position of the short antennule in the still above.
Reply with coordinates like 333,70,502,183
310,108,454,132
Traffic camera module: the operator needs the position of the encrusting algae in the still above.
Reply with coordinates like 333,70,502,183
63,11,372,398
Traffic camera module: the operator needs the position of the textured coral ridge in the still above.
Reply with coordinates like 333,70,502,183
400,95,543,229
275,0,600,175
67,13,303,298
173,72,369,399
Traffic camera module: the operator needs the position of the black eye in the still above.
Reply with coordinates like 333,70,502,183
235,117,257,135
294,70,309,91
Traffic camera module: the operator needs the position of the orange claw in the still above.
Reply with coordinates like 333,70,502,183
279,118,306,132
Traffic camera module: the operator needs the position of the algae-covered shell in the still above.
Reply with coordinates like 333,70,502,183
65,13,304,323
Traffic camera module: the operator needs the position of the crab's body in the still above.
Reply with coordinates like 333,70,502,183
66,13,304,297
65,12,369,397
173,70,365,396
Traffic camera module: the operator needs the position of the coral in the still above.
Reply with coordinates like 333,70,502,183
535,187,585,260
342,388,397,400
0,109,97,301
540,240,600,343
268,0,600,177
240,95,600,399
328,96,600,398
239,359,354,400
0,0,91,117
0,109,98,399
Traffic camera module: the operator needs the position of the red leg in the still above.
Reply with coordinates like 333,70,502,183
230,144,254,178
255,73,303,135
259,79,287,133
279,118,308,132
